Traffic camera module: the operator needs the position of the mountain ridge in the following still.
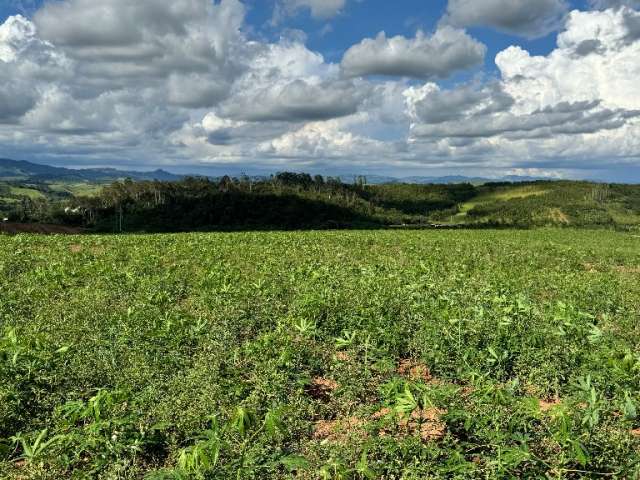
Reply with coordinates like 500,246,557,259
0,158,554,185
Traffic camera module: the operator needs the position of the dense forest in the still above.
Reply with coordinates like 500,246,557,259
2,173,640,232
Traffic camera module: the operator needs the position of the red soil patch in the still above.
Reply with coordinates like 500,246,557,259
314,405,447,444
335,352,352,362
312,417,366,443
373,407,447,442
371,407,393,420
538,398,562,412
306,377,339,401
377,408,447,442
399,408,447,442
397,359,433,383
0,223,84,235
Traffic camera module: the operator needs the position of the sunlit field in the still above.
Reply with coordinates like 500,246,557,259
1,229,640,478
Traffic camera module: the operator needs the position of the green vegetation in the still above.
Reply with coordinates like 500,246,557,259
7,187,45,200
4,174,640,231
1,229,640,478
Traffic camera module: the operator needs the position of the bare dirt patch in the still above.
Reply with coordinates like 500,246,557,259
314,407,447,444
312,417,367,443
631,428,640,438
614,265,640,274
397,359,433,383
538,398,562,413
371,407,393,420
335,352,352,362
378,408,447,442
69,244,83,253
550,208,570,225
582,262,600,273
0,223,84,235
306,377,339,401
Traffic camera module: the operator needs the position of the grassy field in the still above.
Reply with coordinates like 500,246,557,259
7,187,45,200
46,182,104,197
1,229,640,478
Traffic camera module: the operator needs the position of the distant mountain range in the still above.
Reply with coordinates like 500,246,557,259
0,158,181,182
0,158,548,185
339,174,548,185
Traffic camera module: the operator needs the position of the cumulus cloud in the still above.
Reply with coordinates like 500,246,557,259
219,78,366,122
404,6,640,171
445,0,569,38
212,38,369,122
405,82,514,125
32,0,246,89
409,90,638,140
1,0,379,166
341,27,486,79
257,120,394,160
589,0,640,9
497,8,640,110
275,0,347,21
2,0,640,177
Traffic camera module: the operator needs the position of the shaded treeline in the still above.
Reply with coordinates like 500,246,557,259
3,174,640,231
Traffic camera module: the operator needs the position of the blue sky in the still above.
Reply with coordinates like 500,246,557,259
1,0,640,180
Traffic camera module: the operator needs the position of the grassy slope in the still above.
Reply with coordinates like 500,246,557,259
443,183,640,227
46,182,103,197
455,185,550,217
8,187,45,200
1,229,640,478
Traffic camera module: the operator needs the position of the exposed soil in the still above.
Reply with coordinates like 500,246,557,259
335,351,352,362
614,265,640,274
312,417,367,443
550,208,570,224
397,359,433,383
313,407,447,444
306,377,339,401
0,223,84,235
401,408,446,441
538,398,562,412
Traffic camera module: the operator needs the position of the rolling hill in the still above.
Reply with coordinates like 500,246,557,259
0,158,181,182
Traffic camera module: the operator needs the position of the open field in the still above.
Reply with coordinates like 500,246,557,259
7,187,45,200
1,229,640,478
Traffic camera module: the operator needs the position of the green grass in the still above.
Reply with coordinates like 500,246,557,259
47,182,104,197
8,187,45,200
1,229,640,478
448,186,571,224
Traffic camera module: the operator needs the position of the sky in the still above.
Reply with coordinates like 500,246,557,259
1,0,640,181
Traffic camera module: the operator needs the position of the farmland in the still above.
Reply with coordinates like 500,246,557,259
1,229,640,478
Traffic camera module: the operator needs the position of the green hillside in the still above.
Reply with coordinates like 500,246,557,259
3,173,640,231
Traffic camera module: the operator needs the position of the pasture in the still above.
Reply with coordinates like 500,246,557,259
1,229,639,478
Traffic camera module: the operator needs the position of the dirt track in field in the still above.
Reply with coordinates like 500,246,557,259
0,223,84,235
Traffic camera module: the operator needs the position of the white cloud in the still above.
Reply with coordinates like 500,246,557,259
277,0,347,20
496,8,640,111
257,120,394,161
445,0,569,38
589,0,640,9
341,27,486,79
404,7,640,172
2,1,640,178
